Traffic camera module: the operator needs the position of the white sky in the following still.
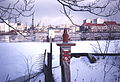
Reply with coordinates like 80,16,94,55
2,0,120,26
31,0,120,26
28,0,73,26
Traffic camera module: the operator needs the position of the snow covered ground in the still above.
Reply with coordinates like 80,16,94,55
0,40,120,82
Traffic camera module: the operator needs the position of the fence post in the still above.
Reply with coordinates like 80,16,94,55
44,38,54,82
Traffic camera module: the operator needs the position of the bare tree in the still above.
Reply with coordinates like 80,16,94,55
5,74,11,82
103,57,113,82
0,0,35,35
58,0,120,26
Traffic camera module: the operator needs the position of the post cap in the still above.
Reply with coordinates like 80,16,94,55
63,28,69,43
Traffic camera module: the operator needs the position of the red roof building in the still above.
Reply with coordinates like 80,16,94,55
81,21,120,32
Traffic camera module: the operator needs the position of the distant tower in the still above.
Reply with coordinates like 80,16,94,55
30,13,36,41
31,13,34,29
30,13,35,31
32,13,34,28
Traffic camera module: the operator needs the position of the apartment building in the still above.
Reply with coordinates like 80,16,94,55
0,20,25,33
80,18,120,32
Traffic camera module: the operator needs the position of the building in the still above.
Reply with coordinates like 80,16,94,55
0,20,9,32
17,23,26,32
92,18,104,24
48,27,71,37
80,18,120,33
0,20,26,34
83,19,91,23
47,27,71,41
9,23,17,31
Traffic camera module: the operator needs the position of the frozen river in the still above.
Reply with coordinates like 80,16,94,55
0,42,53,82
0,40,120,82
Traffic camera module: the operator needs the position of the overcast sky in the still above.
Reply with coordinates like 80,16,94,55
31,0,120,26
25,0,73,26
30,0,98,25
3,0,120,26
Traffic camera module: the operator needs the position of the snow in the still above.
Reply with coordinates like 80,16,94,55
0,42,50,82
0,40,120,82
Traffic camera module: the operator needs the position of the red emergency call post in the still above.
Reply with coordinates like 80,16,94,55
57,28,76,82
57,28,75,64
57,43,76,64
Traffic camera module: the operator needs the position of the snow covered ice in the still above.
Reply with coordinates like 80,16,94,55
0,40,120,82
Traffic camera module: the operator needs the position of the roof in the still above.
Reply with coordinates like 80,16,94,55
82,21,120,26
48,27,70,30
82,23,105,26
104,21,117,25
117,24,120,26
104,21,120,26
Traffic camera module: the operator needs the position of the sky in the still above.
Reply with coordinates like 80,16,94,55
2,0,120,26
29,0,120,26
26,0,73,26
30,0,99,25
